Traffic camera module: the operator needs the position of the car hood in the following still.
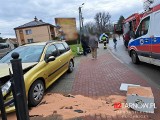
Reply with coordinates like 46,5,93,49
0,62,38,78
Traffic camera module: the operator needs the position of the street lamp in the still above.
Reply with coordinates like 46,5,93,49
77,3,85,54
0,33,2,39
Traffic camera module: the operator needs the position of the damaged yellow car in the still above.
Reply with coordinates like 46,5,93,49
0,41,74,113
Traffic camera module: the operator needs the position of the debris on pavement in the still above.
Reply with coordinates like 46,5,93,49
64,94,75,98
39,101,47,105
74,110,84,113
120,83,140,91
8,93,131,120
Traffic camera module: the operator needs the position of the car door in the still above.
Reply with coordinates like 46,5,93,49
54,43,69,74
135,16,151,63
150,10,160,66
44,44,61,86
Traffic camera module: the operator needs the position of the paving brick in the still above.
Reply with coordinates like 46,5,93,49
71,47,160,120
44,44,160,120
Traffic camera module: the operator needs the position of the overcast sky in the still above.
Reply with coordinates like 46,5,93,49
0,0,144,38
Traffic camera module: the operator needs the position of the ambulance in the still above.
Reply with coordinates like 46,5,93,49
128,0,160,66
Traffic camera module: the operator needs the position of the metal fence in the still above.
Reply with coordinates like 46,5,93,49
0,52,29,120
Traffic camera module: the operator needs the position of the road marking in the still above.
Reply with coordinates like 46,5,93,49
109,50,124,64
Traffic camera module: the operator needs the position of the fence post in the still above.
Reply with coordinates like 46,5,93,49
10,52,29,120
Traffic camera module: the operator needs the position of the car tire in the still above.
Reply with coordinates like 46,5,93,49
68,60,74,73
28,80,45,107
131,51,140,64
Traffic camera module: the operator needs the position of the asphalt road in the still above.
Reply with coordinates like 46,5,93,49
108,37,160,89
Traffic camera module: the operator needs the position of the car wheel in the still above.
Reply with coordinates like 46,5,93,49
131,51,140,64
68,60,74,73
28,80,45,107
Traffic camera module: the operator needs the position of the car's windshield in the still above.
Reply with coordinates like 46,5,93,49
0,45,44,63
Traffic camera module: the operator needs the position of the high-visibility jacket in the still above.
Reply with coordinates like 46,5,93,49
101,36,106,41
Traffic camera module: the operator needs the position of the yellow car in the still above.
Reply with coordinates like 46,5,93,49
0,41,74,112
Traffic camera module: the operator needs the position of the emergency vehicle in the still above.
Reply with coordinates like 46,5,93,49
123,13,143,47
123,13,142,33
128,0,160,66
114,24,123,35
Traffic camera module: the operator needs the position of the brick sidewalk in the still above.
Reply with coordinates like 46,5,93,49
72,48,160,120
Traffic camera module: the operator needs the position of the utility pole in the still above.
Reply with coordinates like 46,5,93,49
82,17,84,32
77,3,84,53
0,33,2,41
79,6,84,44
79,6,82,45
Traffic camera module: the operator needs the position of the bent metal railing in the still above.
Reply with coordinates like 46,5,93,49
0,52,29,120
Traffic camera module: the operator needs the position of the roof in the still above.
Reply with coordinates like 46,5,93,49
123,13,140,23
143,4,160,18
14,17,54,29
0,38,18,45
7,38,18,44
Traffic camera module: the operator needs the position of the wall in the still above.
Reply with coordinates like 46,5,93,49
16,25,51,45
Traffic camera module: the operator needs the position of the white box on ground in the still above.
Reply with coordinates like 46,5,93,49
127,86,155,113
120,83,140,91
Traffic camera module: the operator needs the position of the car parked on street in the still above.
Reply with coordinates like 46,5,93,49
0,41,74,113
0,43,12,59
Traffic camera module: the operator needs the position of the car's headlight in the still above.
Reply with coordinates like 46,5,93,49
1,81,11,96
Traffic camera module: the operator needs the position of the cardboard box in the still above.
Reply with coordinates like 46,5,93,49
127,86,155,113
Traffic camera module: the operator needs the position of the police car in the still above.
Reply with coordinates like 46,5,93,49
128,0,160,66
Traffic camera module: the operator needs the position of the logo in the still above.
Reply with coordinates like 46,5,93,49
113,101,156,113
114,102,122,109
140,39,144,45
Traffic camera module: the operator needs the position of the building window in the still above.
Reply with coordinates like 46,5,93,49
25,29,32,35
27,39,33,43
19,30,23,34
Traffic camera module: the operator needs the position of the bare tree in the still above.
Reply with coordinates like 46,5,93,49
84,22,96,35
94,12,111,33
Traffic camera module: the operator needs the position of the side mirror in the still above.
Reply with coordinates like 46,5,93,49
46,56,55,63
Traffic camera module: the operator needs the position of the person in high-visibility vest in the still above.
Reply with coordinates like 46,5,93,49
101,34,108,49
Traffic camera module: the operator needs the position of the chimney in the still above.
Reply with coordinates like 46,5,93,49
34,16,38,21
39,19,43,22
